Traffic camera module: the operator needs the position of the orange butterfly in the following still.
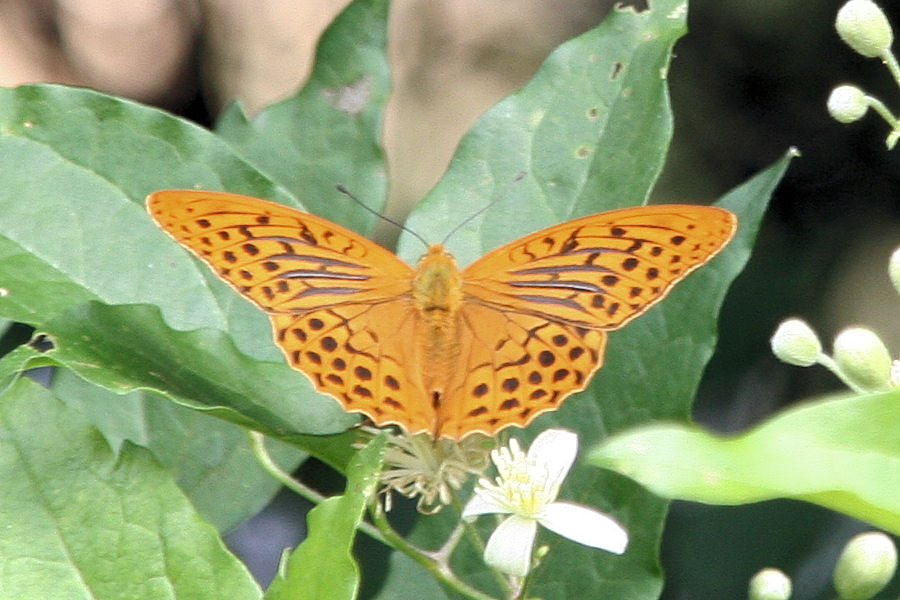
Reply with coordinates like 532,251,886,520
147,190,737,439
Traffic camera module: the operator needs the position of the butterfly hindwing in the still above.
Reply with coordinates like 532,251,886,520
437,303,608,438
270,303,435,435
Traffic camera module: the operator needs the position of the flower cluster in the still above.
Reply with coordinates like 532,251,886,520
770,246,900,392
827,0,900,148
375,430,492,513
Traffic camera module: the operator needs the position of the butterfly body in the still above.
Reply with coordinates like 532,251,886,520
412,244,464,422
147,190,737,439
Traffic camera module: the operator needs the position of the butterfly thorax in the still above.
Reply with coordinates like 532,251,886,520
412,245,465,408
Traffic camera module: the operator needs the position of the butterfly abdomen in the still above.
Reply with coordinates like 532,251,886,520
412,245,467,419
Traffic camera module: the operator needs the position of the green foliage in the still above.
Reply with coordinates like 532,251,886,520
0,377,262,600
0,0,806,598
265,434,387,600
589,390,900,536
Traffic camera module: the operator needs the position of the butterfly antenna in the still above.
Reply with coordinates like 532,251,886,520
335,185,429,248
441,171,527,245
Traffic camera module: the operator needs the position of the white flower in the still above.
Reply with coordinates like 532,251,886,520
462,428,628,577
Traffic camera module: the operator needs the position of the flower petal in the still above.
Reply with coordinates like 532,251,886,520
484,515,538,577
462,491,511,519
537,501,628,554
527,428,578,488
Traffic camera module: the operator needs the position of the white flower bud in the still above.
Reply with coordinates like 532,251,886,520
833,532,897,600
749,568,792,600
771,319,822,366
836,0,894,58
889,246,900,296
833,327,893,392
828,85,869,123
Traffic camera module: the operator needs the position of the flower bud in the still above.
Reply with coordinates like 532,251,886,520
828,85,869,123
749,568,792,600
833,532,897,600
836,0,893,58
833,327,893,392
887,129,900,150
889,246,900,296
771,319,822,366
891,359,900,387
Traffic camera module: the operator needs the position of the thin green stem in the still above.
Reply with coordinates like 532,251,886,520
815,353,869,394
370,503,499,600
866,95,900,129
247,431,387,544
514,572,533,600
881,49,900,93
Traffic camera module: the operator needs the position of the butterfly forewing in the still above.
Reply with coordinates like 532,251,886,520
461,205,737,330
147,190,414,314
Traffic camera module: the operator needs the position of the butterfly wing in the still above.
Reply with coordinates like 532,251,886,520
147,190,432,432
439,205,737,437
436,304,608,438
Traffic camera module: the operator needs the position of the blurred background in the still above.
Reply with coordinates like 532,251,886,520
3,0,898,597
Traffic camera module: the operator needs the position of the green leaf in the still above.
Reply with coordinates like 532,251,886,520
51,369,307,533
40,301,355,437
265,434,388,600
0,377,261,600
217,0,390,233
0,344,47,392
589,390,900,536
0,84,292,337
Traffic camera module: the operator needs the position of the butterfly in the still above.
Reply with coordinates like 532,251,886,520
147,190,737,439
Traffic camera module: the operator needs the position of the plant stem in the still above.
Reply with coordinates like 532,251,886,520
881,49,900,93
370,503,500,600
867,95,899,127
247,430,387,544
815,354,868,394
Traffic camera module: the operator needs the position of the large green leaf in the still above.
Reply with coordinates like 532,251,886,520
0,377,261,600
40,301,354,437
589,390,900,535
51,369,307,533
